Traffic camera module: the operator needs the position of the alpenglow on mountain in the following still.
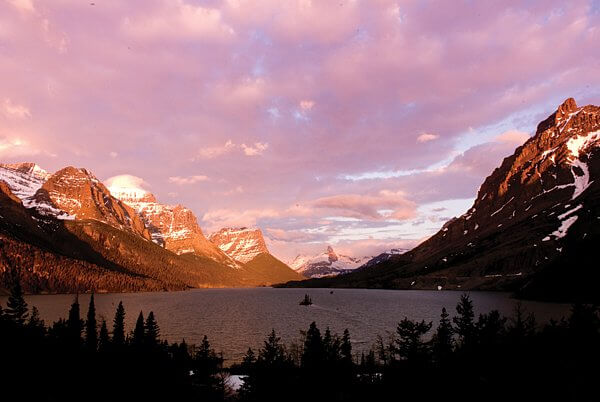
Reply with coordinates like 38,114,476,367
0,164,301,293
283,98,600,302
289,246,407,278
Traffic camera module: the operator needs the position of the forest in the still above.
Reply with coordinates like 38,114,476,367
1,274,598,402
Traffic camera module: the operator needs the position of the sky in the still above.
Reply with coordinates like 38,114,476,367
1,0,600,261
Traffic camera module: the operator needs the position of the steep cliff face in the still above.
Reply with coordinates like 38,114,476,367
27,167,151,239
286,99,600,301
209,227,270,263
107,185,237,267
209,227,305,284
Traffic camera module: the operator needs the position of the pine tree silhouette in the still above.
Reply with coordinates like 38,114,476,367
98,319,110,352
144,311,159,346
453,293,476,349
112,301,126,346
132,311,145,346
27,306,45,329
341,328,353,366
6,275,28,325
432,307,454,365
393,317,432,363
301,321,324,370
66,295,83,347
85,294,98,351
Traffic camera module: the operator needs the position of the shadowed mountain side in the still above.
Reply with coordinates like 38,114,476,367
279,99,600,302
238,253,305,286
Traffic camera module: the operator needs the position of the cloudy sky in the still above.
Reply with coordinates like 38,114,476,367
1,0,599,261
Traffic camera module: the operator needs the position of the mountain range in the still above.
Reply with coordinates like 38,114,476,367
289,246,407,278
282,98,600,302
0,165,302,294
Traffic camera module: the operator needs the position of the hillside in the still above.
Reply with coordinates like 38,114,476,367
281,98,600,302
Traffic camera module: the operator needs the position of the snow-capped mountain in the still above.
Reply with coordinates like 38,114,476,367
0,162,50,200
289,246,379,278
208,227,269,263
107,180,237,266
27,167,152,237
293,98,600,301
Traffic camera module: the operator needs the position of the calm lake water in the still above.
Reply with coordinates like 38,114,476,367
1,288,571,364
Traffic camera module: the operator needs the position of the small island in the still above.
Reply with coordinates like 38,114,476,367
299,294,313,306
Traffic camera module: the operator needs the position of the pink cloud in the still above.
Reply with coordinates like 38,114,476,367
1,0,599,259
168,175,210,185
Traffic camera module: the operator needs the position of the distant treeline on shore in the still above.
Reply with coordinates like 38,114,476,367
1,273,598,401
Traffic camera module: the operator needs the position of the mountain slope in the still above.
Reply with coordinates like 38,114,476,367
210,227,304,283
108,181,238,268
282,98,600,301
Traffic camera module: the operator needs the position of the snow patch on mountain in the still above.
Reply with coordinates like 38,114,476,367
289,246,397,278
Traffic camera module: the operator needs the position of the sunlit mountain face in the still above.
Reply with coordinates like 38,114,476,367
0,0,599,266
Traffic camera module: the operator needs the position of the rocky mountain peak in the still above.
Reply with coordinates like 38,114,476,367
29,166,151,238
326,245,338,262
0,162,50,181
209,227,269,263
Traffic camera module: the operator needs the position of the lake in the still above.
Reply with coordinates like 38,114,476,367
1,288,571,364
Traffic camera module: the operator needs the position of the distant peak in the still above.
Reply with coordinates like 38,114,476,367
557,97,578,117
0,162,50,180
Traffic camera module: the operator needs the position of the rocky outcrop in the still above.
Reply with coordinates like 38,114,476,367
28,167,151,239
209,227,270,263
108,185,238,267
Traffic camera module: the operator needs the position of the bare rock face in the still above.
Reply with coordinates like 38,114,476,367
30,167,151,239
209,227,270,263
108,185,237,266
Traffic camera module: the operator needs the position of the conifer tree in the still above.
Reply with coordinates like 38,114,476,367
98,319,110,352
301,321,324,369
27,306,45,329
6,276,28,325
453,294,476,348
242,347,256,369
259,329,287,367
341,328,353,366
132,311,145,346
112,301,126,346
66,295,83,346
144,311,160,345
85,294,98,351
393,317,432,363
432,307,454,364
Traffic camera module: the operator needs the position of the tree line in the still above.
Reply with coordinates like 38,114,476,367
1,277,598,401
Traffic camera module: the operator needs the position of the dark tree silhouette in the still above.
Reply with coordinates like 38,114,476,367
341,328,353,366
453,293,476,349
66,295,83,347
132,311,145,346
85,294,97,351
98,319,110,352
259,329,287,367
112,301,126,346
392,317,432,364
302,322,324,370
5,276,28,325
144,311,160,346
432,307,453,365
27,306,45,330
